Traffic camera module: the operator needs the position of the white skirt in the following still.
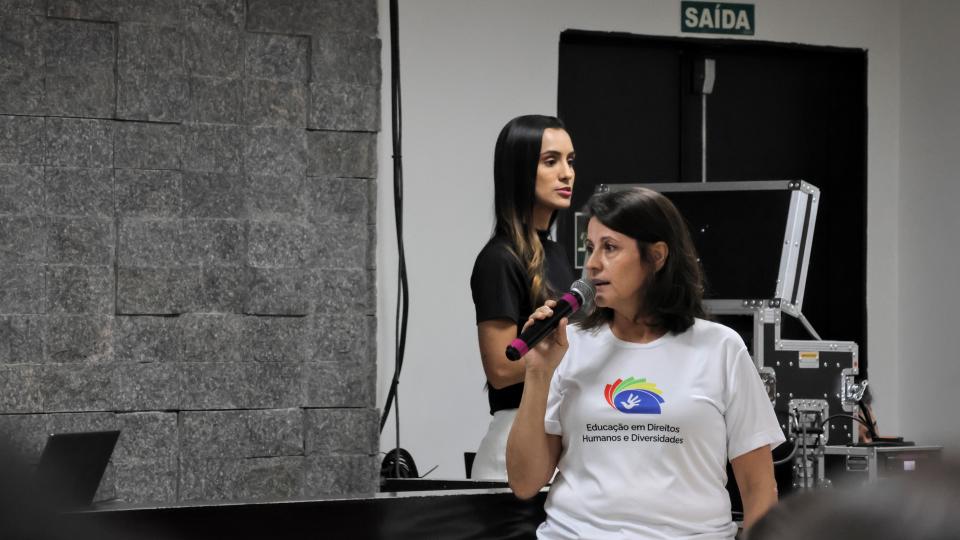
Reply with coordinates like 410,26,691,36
470,408,517,481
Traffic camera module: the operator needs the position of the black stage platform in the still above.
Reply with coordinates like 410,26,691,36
58,480,547,540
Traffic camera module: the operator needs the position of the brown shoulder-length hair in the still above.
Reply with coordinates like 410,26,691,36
579,187,706,334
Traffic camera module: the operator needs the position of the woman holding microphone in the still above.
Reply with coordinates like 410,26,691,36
507,187,783,539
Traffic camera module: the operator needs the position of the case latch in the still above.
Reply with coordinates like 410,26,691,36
841,370,868,413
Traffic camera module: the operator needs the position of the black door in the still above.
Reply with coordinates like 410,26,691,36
557,30,867,375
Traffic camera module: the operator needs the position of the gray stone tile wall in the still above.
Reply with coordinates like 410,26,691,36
0,0,380,504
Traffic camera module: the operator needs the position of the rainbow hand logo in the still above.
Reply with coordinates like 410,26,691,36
604,377,664,414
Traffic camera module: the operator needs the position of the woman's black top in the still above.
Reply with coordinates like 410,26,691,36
470,230,575,415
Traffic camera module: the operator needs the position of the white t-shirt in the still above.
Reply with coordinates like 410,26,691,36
539,319,785,540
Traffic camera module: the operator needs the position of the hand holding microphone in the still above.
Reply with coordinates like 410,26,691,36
506,279,595,361
513,300,570,371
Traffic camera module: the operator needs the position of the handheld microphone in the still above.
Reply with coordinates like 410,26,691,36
505,279,595,360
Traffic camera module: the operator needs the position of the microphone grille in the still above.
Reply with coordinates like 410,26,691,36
570,279,595,315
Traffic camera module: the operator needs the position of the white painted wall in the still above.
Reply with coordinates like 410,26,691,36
375,0,903,478
898,1,960,454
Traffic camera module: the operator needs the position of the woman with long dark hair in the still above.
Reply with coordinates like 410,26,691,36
507,188,783,538
469,115,576,480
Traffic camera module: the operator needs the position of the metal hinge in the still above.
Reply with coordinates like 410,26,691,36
841,370,868,413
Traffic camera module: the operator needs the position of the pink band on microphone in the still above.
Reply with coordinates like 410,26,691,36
509,338,529,357
561,292,581,312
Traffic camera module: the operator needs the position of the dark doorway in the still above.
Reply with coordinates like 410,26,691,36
557,30,868,376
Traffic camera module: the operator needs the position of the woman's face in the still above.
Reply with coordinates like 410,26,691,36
584,217,667,317
533,128,575,212
584,217,646,315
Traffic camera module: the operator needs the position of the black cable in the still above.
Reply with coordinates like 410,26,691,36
772,438,799,466
819,413,870,431
784,412,871,485
800,410,808,487
806,414,871,453
394,386,400,477
380,0,409,436
856,400,880,440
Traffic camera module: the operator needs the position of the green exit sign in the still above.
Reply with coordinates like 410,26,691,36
681,1,755,35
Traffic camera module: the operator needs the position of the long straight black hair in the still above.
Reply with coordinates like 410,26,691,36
493,114,567,310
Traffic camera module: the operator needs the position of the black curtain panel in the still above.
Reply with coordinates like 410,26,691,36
557,30,867,377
